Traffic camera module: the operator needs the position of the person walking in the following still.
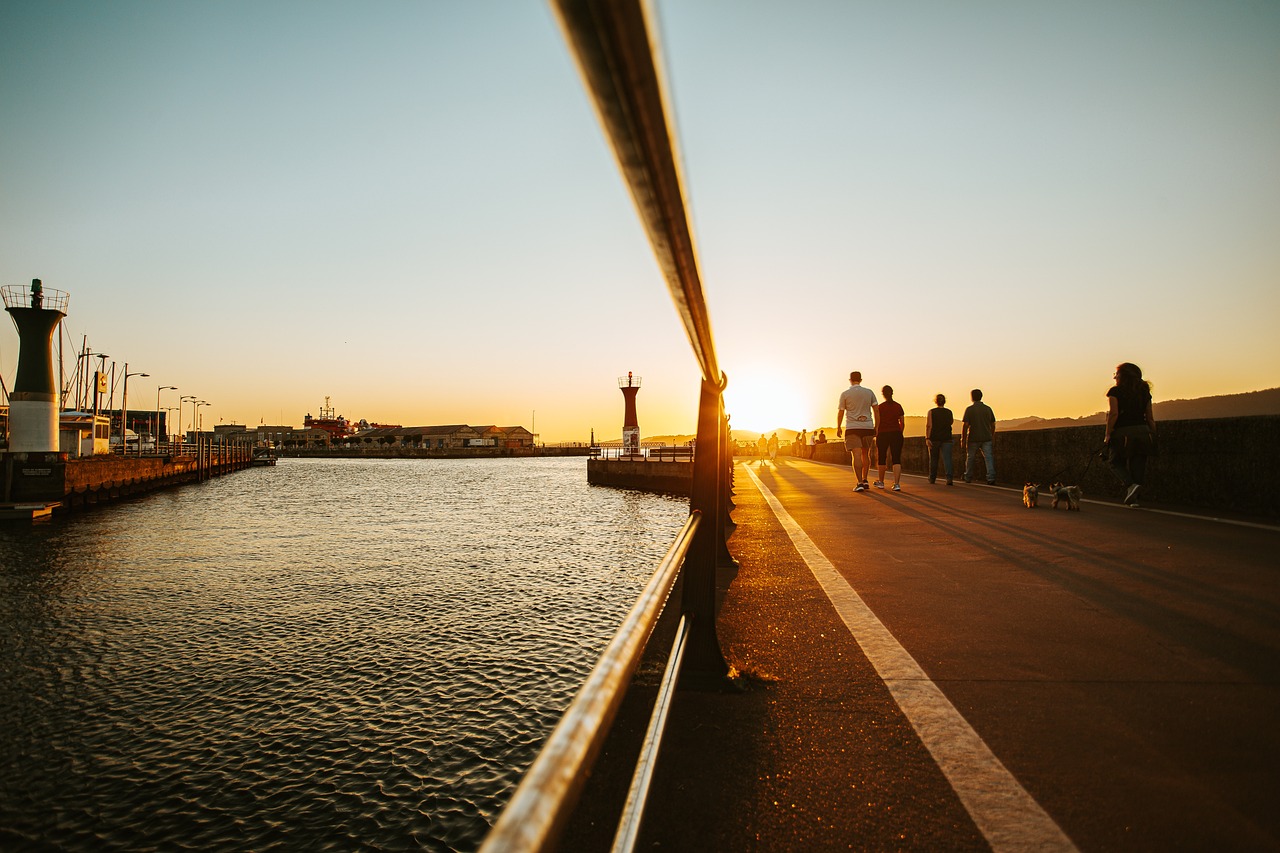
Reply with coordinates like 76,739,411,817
806,428,816,458
1105,362,1157,506
767,432,779,462
962,388,997,485
757,433,769,464
925,393,954,485
874,385,905,491
796,429,807,457
835,370,878,492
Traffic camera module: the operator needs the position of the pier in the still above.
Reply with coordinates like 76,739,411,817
1,442,257,519
561,458,1280,850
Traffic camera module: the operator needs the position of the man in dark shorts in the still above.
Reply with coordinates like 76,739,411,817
835,371,878,492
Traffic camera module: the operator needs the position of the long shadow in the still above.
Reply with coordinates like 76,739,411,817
759,466,1280,684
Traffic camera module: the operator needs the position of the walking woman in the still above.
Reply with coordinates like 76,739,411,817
1105,362,1157,506
874,385,906,491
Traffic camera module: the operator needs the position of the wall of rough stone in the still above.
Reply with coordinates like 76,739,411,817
792,415,1279,519
586,459,692,496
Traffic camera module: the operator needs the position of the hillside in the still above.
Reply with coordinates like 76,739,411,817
1000,387,1280,431
610,388,1279,444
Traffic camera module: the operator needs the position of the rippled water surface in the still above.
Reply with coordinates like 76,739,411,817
0,457,687,851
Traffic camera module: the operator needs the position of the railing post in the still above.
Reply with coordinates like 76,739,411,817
682,374,728,678
718,415,738,567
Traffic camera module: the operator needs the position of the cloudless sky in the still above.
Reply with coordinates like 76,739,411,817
3,1,1277,440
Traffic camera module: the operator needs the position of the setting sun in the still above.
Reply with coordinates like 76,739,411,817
724,371,809,435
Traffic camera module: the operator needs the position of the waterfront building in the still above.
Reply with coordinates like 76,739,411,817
58,411,111,457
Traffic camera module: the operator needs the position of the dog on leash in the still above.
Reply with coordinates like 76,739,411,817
1022,483,1039,508
1050,482,1081,511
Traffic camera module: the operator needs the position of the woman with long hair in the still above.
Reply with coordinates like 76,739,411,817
1105,362,1157,506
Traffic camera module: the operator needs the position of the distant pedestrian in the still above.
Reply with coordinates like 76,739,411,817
797,429,807,457
925,393,954,485
807,429,816,458
1105,362,1157,506
767,432,779,461
874,385,905,491
836,370,878,492
962,389,997,485
757,434,769,464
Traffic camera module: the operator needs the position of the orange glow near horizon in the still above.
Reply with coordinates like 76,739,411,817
723,369,812,436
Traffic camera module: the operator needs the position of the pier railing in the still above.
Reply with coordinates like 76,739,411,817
483,2,732,850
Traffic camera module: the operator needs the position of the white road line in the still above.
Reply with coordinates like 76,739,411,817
742,465,1078,853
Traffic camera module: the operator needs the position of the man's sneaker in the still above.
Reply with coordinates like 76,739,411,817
892,483,901,492
946,480,954,486
854,482,868,492
1124,484,1141,505
873,480,885,489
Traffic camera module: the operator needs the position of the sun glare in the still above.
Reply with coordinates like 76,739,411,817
724,372,808,435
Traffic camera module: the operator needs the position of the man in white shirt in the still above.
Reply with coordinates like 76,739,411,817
835,370,879,492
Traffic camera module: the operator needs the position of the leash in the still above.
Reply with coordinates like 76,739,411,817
1042,444,1107,486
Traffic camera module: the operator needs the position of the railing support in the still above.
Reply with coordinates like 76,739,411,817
682,374,728,678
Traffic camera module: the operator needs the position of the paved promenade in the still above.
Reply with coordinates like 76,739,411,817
566,457,1280,851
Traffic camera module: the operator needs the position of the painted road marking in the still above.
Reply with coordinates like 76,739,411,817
743,465,1078,853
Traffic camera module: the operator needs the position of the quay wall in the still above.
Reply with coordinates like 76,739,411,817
586,459,692,496
795,415,1279,519
2,445,255,515
281,446,592,459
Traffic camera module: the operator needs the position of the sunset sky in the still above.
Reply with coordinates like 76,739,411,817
2,1,1277,441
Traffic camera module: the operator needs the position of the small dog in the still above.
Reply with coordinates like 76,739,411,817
1050,482,1082,511
1022,483,1039,508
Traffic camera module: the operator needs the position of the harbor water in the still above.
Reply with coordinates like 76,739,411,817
0,457,688,851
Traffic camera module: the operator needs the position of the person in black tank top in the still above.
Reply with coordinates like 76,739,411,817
925,393,954,485
1105,362,1157,506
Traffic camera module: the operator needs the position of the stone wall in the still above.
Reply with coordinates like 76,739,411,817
586,459,692,496
795,415,1279,519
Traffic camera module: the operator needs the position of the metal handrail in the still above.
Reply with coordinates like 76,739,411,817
551,0,719,386
2,283,70,314
481,3,732,850
610,612,691,852
480,512,700,852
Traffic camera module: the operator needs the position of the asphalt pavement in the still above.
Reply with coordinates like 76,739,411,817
592,457,1280,851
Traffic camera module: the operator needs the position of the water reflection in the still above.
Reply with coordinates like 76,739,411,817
0,457,687,851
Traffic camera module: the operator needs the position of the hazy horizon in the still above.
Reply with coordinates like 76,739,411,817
3,2,1277,441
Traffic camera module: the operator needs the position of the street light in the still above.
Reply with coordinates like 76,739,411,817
119,365,149,454
196,401,210,433
92,353,110,418
180,395,196,450
155,385,177,452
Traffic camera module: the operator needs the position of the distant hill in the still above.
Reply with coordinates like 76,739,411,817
616,388,1280,444
1000,387,1280,431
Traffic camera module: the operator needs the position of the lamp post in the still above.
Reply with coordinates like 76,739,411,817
180,395,196,451
92,353,109,419
120,365,149,454
196,401,209,435
155,386,176,451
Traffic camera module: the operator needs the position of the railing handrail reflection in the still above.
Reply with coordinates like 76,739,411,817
483,2,734,850
553,0,719,385
480,513,700,852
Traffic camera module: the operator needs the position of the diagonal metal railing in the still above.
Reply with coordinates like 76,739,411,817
481,2,733,850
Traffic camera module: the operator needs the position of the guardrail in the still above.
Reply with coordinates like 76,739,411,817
590,446,694,461
482,2,734,850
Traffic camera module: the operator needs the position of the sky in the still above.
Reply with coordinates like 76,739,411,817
2,0,1277,441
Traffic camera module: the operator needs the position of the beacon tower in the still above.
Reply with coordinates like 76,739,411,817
4,280,68,452
619,372,641,456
